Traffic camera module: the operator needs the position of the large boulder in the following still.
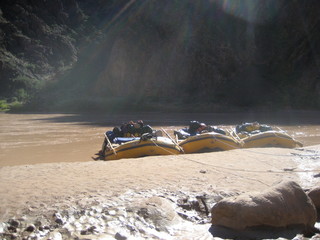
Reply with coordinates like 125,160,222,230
308,186,320,210
130,196,182,232
211,181,317,230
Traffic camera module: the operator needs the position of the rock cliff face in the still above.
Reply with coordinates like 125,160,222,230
0,0,86,99
0,0,319,111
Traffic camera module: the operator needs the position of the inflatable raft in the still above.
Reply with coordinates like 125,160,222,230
178,132,241,154
231,122,303,148
236,130,303,148
104,136,182,160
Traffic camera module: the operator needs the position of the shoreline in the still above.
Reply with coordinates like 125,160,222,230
2,109,320,125
1,112,320,238
1,145,320,239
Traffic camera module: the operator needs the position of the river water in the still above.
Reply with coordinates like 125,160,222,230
0,111,320,167
1,111,320,239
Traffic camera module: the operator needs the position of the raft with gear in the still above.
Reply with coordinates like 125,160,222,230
98,121,304,161
173,121,241,153
103,134,182,161
177,132,241,154
231,122,303,148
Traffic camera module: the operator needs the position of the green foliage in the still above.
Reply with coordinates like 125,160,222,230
8,101,24,112
0,100,10,112
0,99,24,112
10,75,45,105
12,75,43,91
24,62,37,72
13,88,29,102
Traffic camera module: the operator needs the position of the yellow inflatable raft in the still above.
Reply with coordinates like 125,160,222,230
237,130,303,148
104,136,182,160
178,132,241,154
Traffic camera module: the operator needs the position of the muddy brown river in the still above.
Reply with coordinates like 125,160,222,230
1,111,320,239
0,111,320,167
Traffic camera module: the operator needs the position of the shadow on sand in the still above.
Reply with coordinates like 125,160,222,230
209,224,314,240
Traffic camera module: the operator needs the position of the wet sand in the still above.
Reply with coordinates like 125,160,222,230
1,112,320,239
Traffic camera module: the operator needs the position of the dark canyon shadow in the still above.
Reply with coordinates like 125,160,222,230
15,110,320,127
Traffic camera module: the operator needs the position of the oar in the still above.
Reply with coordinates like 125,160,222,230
229,128,239,140
276,126,286,133
175,132,179,143
104,132,117,156
228,128,244,147
161,128,184,153
275,126,296,139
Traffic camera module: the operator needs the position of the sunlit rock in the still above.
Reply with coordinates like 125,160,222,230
47,230,63,240
211,181,317,230
131,196,182,232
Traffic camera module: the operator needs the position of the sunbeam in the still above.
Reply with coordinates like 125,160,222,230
215,0,281,25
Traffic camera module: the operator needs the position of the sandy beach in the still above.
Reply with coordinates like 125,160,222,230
1,112,320,239
1,145,320,239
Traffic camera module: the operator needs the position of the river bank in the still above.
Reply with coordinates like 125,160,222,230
1,144,320,239
1,112,320,239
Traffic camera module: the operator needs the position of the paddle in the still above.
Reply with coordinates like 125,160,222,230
104,132,117,156
161,128,184,153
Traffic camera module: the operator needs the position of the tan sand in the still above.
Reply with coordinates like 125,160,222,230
1,145,320,223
